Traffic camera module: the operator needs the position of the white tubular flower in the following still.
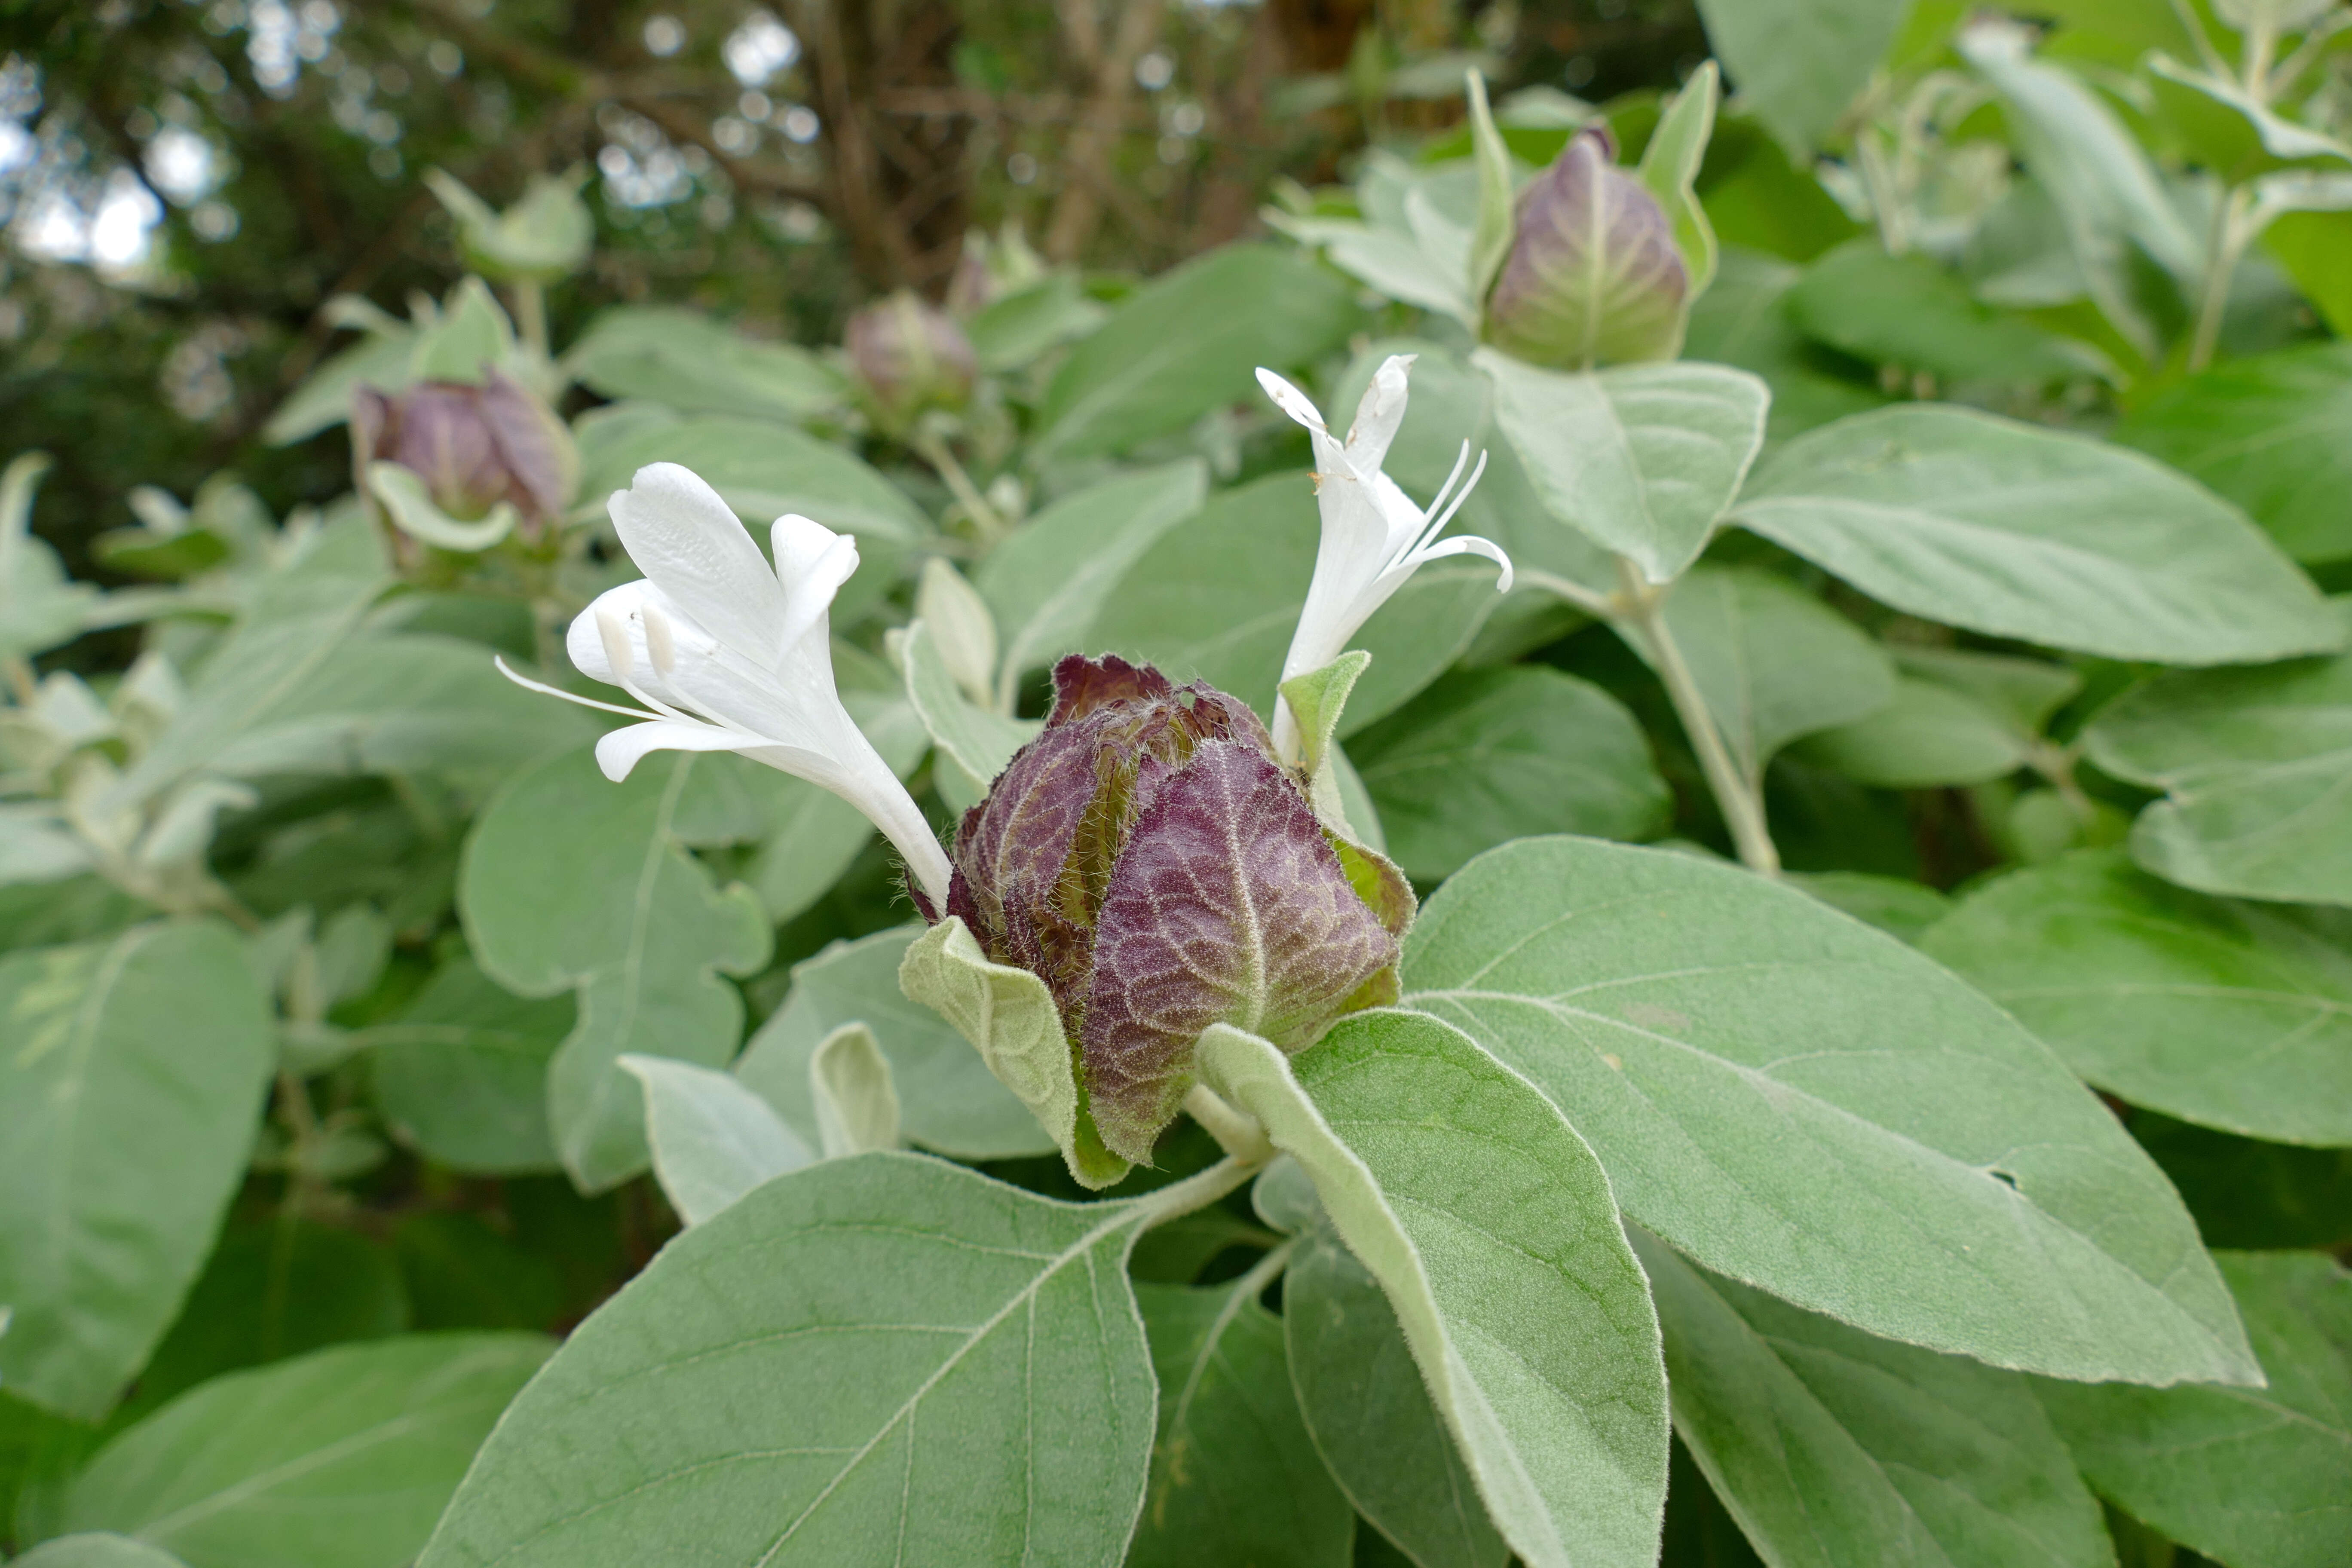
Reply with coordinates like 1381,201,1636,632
498,462,953,906
1256,354,1513,761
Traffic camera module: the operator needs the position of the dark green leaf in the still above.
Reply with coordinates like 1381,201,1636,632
365,957,573,1175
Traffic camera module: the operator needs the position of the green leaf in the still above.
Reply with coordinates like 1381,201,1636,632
2080,622,2352,906
1648,564,1896,786
1127,1277,1357,1568
621,1054,813,1225
364,957,572,1174
571,407,928,547
46,1333,551,1568
1785,239,2104,385
1635,61,1721,297
1278,649,1372,793
1476,352,1770,583
420,1155,1160,1568
897,619,1039,812
2112,340,2352,564
1633,1230,2113,1568
1786,870,1952,942
897,916,1125,1189
1035,245,1361,461
562,306,844,422
261,324,416,445
126,1219,410,1422
962,273,1109,371
1283,1225,1510,1568
1680,248,1888,444
458,747,771,1191
1788,676,2027,788
2037,1251,2351,1568
1693,0,1913,156
1465,72,1515,306
9,1536,191,1568
107,513,391,811
0,922,274,1419
973,461,1207,694
1403,836,2262,1387
808,1023,901,1157
363,465,515,553
1921,850,2352,1145
0,454,101,665
1197,1012,1671,1568
1092,470,1502,733
732,925,1055,1161
1350,666,1670,881
1732,404,2344,664
2130,1113,2352,1251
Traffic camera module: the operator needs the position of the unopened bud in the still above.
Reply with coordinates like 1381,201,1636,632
1483,125,1690,368
931,654,1407,1164
845,291,979,429
351,369,576,541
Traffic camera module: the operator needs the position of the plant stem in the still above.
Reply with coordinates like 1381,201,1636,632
910,427,1007,544
1613,557,1781,875
1136,1152,1265,1232
1516,567,1620,621
511,278,550,366
1183,1083,1275,1165
2190,183,2254,373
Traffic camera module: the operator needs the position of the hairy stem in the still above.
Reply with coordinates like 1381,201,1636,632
910,427,1007,544
1516,566,1620,621
1184,1083,1275,1165
1135,1152,1266,1232
511,278,550,366
2190,184,2254,373
1614,557,1782,875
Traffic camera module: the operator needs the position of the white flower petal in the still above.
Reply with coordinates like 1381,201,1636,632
770,513,860,652
1254,368,1326,434
1344,353,1416,472
594,718,757,782
607,463,791,666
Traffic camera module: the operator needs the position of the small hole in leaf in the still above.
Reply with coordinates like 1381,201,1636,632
1987,1168,2018,1190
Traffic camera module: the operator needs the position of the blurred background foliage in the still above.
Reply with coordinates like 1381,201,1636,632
0,0,1709,589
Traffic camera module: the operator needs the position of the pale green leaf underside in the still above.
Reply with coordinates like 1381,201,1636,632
420,1155,1158,1568
0,922,274,1420
10,1536,191,1568
53,1333,551,1568
733,925,1054,1161
1733,405,2343,665
1197,1013,1670,1568
622,1053,813,1225
2037,1251,2352,1568
1634,1229,2112,1568
1923,850,2352,1147
1403,836,2259,1387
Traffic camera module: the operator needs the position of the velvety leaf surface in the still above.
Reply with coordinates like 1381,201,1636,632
9,1536,191,1568
1093,470,1503,732
364,956,572,1174
733,925,1054,1161
1350,665,1670,881
563,306,843,423
1085,742,1399,1163
1403,836,2260,1387
621,1054,813,1225
975,461,1208,691
458,746,772,1191
1644,564,1894,785
2080,623,2352,906
1733,405,2343,664
1477,353,1770,584
1633,1230,2113,1568
1785,240,2099,386
1790,677,2028,789
420,1155,1159,1568
1923,851,2352,1145
1198,1013,1670,1568
49,1333,551,1568
1694,0,1912,154
1283,1224,1510,1568
1126,1278,1355,1568
1036,245,1361,461
2038,1251,2352,1568
0,922,274,1419
2111,339,2352,563
898,617,1039,810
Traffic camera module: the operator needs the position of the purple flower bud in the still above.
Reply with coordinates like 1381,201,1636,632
351,370,575,537
845,291,979,426
927,654,1407,1164
1484,125,1690,368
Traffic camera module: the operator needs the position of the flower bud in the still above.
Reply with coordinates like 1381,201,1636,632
1483,125,1690,368
845,290,979,429
351,369,576,543
929,653,1408,1164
